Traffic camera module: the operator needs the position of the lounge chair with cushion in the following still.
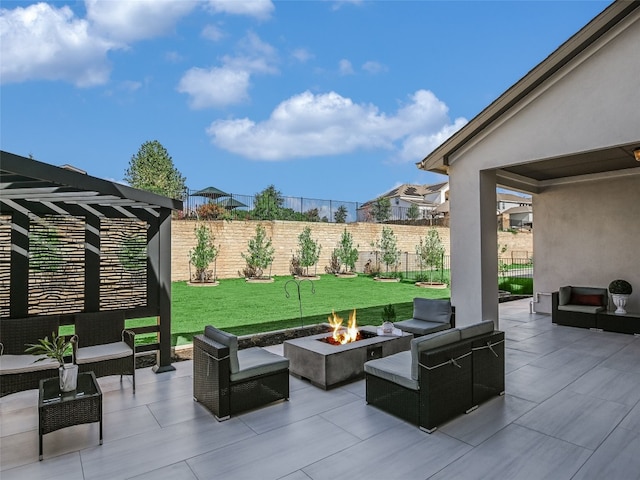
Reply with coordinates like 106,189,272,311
193,326,290,421
551,285,608,329
393,298,455,336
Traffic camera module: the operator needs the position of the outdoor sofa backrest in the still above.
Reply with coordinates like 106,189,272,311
558,286,608,308
204,325,240,374
0,315,61,355
413,298,452,324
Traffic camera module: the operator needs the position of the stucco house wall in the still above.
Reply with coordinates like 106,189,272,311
533,175,640,313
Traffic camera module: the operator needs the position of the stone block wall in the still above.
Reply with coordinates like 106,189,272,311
172,220,532,282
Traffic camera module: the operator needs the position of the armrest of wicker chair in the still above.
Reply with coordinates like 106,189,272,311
193,333,231,420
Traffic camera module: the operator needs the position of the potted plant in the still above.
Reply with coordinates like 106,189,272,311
25,332,78,392
381,304,396,333
608,279,632,315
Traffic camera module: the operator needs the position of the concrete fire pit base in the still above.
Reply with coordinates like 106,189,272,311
283,326,412,389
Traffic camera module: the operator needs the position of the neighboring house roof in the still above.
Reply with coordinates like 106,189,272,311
502,205,532,215
497,193,532,204
416,0,640,187
361,182,449,207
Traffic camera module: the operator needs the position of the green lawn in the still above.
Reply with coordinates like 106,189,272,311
145,274,450,346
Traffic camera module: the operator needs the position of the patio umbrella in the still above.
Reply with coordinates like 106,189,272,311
216,197,247,210
192,186,229,199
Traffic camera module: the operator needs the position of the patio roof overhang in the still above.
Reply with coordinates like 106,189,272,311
416,0,640,194
0,151,183,217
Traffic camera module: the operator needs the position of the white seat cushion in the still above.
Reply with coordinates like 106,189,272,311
0,354,59,375
75,341,132,364
364,351,417,390
231,347,289,382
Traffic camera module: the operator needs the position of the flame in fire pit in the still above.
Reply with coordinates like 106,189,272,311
328,309,359,344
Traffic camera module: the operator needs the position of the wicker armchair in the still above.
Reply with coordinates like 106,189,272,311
393,298,455,337
0,316,61,397
365,321,504,433
193,326,290,421
72,311,136,393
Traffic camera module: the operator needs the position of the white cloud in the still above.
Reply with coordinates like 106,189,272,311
205,0,274,20
339,59,354,75
0,3,115,86
177,67,250,109
202,24,225,41
85,0,197,43
178,31,278,108
362,60,387,74
291,48,313,63
206,89,467,162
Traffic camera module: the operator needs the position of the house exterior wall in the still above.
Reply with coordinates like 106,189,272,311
533,175,640,313
441,10,640,325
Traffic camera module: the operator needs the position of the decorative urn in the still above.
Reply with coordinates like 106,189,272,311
608,279,632,315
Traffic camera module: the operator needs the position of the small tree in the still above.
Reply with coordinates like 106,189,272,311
416,228,445,283
371,197,391,223
407,203,420,222
241,224,275,278
373,226,401,276
252,185,283,220
296,226,321,276
334,205,348,223
335,228,359,273
124,140,186,199
189,224,218,282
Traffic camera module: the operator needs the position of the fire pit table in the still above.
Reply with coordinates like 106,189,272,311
283,326,412,389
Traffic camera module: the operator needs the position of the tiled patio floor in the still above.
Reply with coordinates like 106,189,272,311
2,299,640,479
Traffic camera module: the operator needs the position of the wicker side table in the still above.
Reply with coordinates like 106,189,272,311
38,371,103,460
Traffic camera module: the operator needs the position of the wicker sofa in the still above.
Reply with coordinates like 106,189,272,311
393,298,455,336
0,315,61,397
551,286,608,329
364,320,504,433
193,326,290,421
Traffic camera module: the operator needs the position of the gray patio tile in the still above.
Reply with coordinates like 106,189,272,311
129,461,198,480
0,388,38,415
238,383,360,434
505,364,579,403
515,389,631,450
429,424,592,480
146,391,211,427
339,378,366,398
439,394,537,446
567,365,640,406
504,347,541,374
601,340,640,374
572,427,640,480
302,423,472,480
320,398,405,440
504,327,542,342
0,404,37,437
187,416,360,480
102,404,161,443
0,451,84,480
279,471,313,480
79,416,256,480
620,401,640,433
530,346,603,377
100,375,193,414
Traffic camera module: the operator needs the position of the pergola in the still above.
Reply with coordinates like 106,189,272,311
0,151,183,372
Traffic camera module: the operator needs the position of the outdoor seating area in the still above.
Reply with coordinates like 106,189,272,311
2,298,640,479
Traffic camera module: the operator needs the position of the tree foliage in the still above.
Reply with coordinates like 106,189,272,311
373,226,401,275
125,140,186,199
252,185,284,220
296,226,322,275
371,197,391,222
407,203,420,221
189,224,218,282
335,228,359,273
241,224,275,278
334,205,348,223
416,228,445,282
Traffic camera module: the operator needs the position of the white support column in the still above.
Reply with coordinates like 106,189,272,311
449,167,499,327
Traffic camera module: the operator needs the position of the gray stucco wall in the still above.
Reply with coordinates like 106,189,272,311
533,175,640,313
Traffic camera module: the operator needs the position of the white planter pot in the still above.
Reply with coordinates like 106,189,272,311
611,294,630,315
59,364,79,392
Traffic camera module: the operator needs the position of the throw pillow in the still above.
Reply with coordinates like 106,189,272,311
570,293,603,306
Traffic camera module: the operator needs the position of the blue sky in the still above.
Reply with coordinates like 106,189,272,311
1,0,612,204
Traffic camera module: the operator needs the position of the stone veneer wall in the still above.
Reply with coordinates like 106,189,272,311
171,220,532,282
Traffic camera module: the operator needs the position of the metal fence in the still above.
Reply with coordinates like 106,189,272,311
178,189,448,225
